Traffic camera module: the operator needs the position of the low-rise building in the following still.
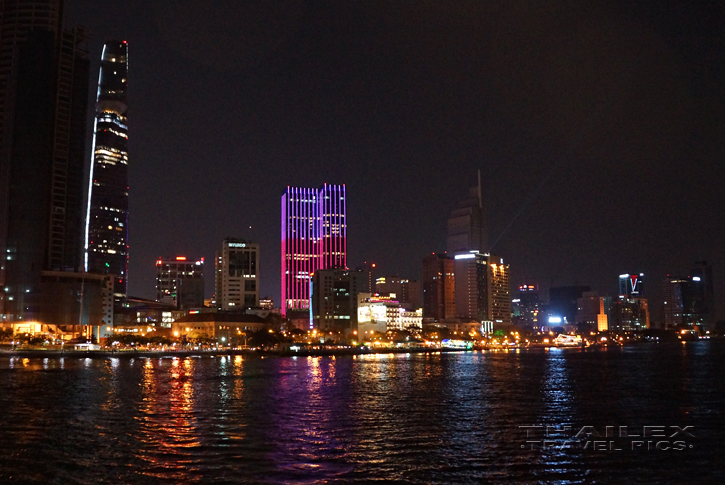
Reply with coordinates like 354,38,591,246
357,293,423,334
171,312,268,343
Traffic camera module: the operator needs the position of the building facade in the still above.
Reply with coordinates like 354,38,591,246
281,184,346,313
85,40,129,299
310,268,362,334
422,253,455,321
375,276,422,310
155,256,205,309
684,261,714,331
618,273,644,298
662,275,687,328
612,297,650,332
512,284,541,329
575,291,612,332
215,239,259,311
358,293,423,334
454,252,511,326
447,171,487,254
0,0,91,323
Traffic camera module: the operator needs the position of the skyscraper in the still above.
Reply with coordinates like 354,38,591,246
686,261,714,331
512,284,541,329
661,262,714,332
155,256,205,309
662,275,686,328
618,273,644,297
612,297,650,331
281,184,346,313
85,40,129,299
311,268,363,334
0,0,90,322
447,170,487,254
422,253,455,321
215,238,259,310
453,252,511,325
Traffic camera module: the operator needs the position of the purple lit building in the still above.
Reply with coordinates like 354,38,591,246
281,184,346,314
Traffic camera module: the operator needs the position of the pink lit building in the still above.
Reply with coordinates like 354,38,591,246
281,184,346,314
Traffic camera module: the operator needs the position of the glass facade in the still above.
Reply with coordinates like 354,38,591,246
85,41,129,298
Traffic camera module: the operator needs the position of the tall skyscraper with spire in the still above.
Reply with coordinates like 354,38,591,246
447,172,511,326
281,184,346,314
447,170,487,254
0,0,90,321
85,40,129,300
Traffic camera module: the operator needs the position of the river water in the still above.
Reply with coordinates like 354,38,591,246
1,342,723,484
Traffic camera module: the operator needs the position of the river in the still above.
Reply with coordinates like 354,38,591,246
1,342,723,483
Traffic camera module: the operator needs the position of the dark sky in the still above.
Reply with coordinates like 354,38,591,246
65,0,725,321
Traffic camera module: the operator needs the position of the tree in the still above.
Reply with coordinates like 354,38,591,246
248,330,279,349
0,328,13,342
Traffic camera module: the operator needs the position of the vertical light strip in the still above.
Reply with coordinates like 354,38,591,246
280,189,286,313
342,184,347,268
83,44,107,272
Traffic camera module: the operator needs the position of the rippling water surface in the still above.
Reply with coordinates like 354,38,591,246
1,342,724,483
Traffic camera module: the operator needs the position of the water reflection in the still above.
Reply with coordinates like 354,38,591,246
135,357,201,480
0,346,722,484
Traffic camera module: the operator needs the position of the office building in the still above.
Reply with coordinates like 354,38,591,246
684,261,714,331
612,297,650,332
355,261,376,294
375,276,422,310
662,276,687,328
215,238,259,310
447,171,487,254
281,184,346,313
454,251,511,326
85,40,130,299
155,256,205,309
0,0,92,325
575,291,612,331
619,273,644,298
422,253,455,321
310,268,362,334
512,284,541,329
664,262,715,331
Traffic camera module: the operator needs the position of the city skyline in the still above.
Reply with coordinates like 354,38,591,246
59,0,724,321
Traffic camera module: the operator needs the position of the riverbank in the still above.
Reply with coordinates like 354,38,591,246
0,347,472,359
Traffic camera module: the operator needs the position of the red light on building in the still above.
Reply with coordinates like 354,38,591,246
176,256,186,261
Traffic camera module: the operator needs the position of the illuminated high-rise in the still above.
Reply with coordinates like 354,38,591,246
156,256,205,309
85,41,129,299
215,238,259,310
454,251,510,326
281,184,346,313
618,273,644,298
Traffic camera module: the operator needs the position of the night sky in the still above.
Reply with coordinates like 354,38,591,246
66,1,725,321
